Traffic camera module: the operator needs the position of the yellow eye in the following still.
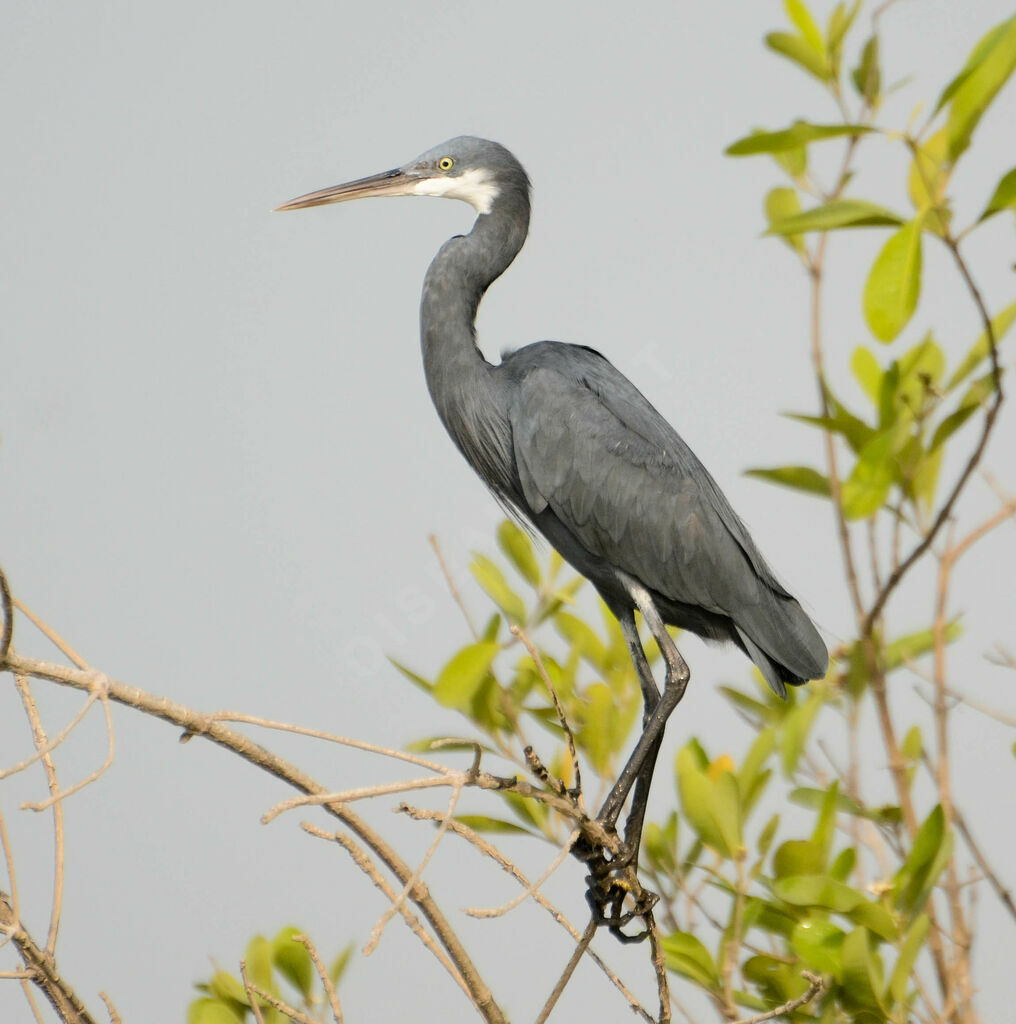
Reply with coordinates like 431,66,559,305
438,157,454,171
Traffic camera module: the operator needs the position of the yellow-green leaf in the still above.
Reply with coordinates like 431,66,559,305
496,520,541,587
841,927,886,1013
863,216,924,342
945,14,1016,160
726,121,872,156
979,166,1016,222
888,914,929,1005
661,930,721,988
272,927,314,998
765,31,830,81
946,298,1016,389
841,429,898,519
785,0,823,50
745,465,831,498
766,198,904,234
851,34,881,102
765,187,805,254
851,346,882,403
907,129,952,234
433,642,499,709
470,553,526,623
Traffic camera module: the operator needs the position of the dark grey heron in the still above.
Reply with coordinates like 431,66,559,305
278,136,827,911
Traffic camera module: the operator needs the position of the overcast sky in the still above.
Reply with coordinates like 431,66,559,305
3,2,1015,1021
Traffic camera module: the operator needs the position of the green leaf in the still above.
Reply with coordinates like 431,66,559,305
774,144,807,179
579,681,622,773
765,31,830,81
841,428,899,519
243,935,275,993
188,999,245,1024
677,746,734,857
785,0,823,50
907,129,952,235
744,465,831,498
726,121,872,156
208,971,249,1011
841,927,886,1014
781,690,824,774
773,839,825,879
888,914,929,1005
661,930,721,988
454,814,539,837
851,347,883,404
946,298,1016,390
931,371,998,450
979,166,1016,222
470,554,526,623
554,611,608,670
433,642,500,709
831,847,856,881
765,187,805,254
885,620,962,671
792,919,845,976
944,14,1016,160
848,899,898,942
863,216,924,342
328,943,354,986
766,198,904,234
826,0,860,76
738,727,776,812
272,927,314,999
496,520,541,587
851,35,881,102
774,874,866,913
791,786,902,826
388,657,432,694
893,805,953,916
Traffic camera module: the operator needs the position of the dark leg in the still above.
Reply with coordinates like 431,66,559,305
598,580,690,829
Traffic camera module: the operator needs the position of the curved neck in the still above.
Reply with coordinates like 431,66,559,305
419,189,530,404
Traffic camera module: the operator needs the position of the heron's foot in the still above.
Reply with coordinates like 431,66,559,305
584,867,658,944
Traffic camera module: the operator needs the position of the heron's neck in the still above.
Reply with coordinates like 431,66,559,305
419,192,530,410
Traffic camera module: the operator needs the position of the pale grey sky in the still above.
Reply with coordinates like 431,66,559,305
3,2,1015,1021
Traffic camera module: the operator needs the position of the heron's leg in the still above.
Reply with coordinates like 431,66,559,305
614,612,664,861
598,580,690,829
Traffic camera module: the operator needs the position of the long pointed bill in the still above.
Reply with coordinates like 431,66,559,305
275,168,415,211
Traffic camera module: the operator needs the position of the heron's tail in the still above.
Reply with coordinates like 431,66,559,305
733,592,828,699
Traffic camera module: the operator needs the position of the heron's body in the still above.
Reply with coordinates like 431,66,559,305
279,136,827,886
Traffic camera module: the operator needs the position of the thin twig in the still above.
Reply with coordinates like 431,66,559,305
364,778,467,953
98,992,123,1024
300,821,472,1001
0,692,100,781
430,533,479,638
20,691,115,812
398,804,655,1023
646,912,672,1024
208,711,449,773
534,919,597,1024
511,624,582,805
465,830,579,919
293,934,344,1024
0,567,12,662
729,971,825,1024
262,775,456,822
11,598,88,668
244,978,315,1024
13,675,66,952
240,959,268,1024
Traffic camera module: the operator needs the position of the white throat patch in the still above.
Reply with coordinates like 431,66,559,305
412,168,501,214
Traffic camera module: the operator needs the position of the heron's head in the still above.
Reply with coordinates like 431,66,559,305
276,137,529,216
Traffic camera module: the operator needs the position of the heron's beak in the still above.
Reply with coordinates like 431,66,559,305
275,168,415,211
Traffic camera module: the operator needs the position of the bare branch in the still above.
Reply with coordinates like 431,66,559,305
98,992,122,1024
240,958,268,1024
5,648,507,1024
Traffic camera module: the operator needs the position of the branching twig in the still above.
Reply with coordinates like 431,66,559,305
729,971,825,1024
4,648,507,1024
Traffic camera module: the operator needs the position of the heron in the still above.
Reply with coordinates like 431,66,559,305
278,136,827,919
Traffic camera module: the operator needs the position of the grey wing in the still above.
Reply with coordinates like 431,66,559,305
505,349,826,684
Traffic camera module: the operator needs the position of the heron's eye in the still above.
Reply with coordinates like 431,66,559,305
438,157,454,171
